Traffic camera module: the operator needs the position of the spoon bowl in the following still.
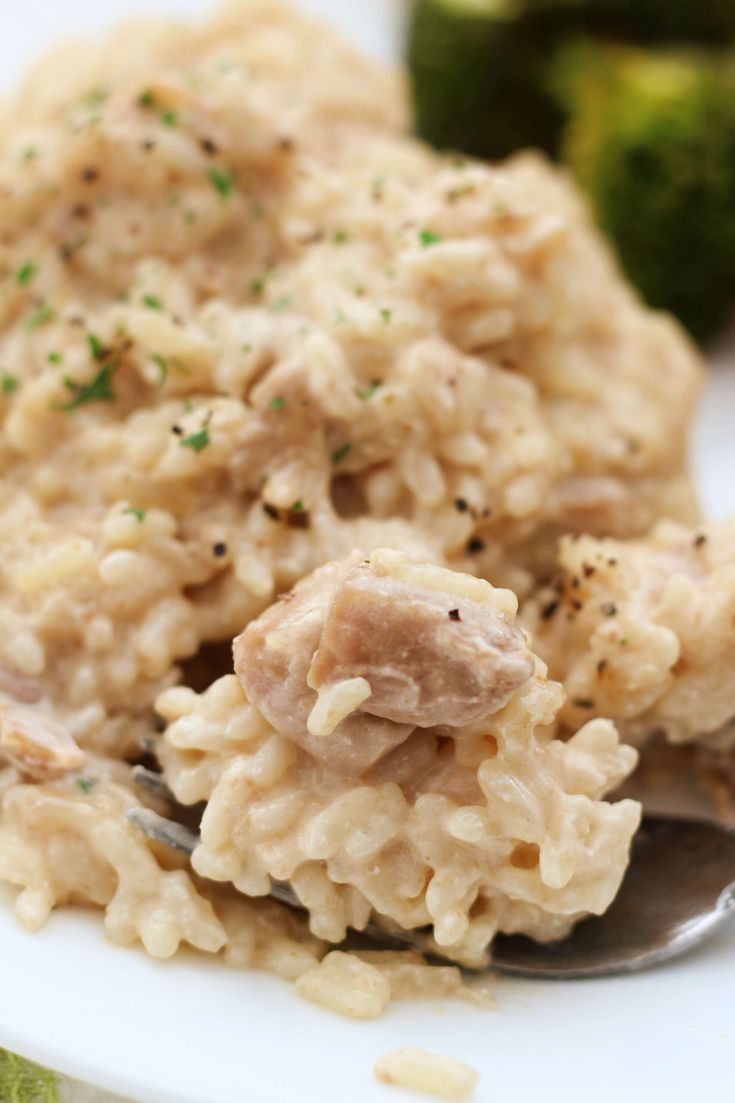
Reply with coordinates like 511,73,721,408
490,816,735,978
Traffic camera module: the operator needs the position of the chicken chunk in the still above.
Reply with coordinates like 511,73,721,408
234,549,534,773
0,706,85,780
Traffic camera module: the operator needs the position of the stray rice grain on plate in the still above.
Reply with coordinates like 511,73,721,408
375,1047,479,1101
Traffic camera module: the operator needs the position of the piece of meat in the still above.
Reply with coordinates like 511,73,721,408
310,561,533,728
0,706,85,780
233,550,534,772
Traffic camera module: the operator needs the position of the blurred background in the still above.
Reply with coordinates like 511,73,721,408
2,0,733,514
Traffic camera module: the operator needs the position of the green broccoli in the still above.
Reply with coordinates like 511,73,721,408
407,0,565,159
556,42,735,340
0,1049,58,1103
528,0,735,45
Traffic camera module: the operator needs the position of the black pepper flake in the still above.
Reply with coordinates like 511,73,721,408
81,167,99,182
540,599,559,621
583,563,596,578
573,698,595,709
171,424,183,436
693,533,708,548
607,558,618,567
601,602,618,616
212,542,227,558
571,599,583,612
200,137,218,156
277,137,295,153
571,576,580,589
466,537,485,554
597,659,608,675
262,503,280,521
454,497,468,513
448,608,461,621
141,140,156,152
71,204,90,220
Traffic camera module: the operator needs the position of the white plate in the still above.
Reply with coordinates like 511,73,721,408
1,3,734,1101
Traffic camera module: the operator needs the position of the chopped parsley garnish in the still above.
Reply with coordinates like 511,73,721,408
355,381,381,401
161,110,178,128
86,332,105,361
269,296,290,314
21,146,38,162
418,229,442,247
180,426,210,452
378,307,392,324
142,293,163,311
125,506,147,522
268,396,285,410
24,304,55,332
56,362,118,412
138,88,156,109
249,277,265,297
331,442,352,465
333,229,348,244
601,602,618,617
15,261,37,286
291,499,304,512
1,373,19,395
48,351,63,364
77,777,96,794
208,167,235,198
183,209,197,224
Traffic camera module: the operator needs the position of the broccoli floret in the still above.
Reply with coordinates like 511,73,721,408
529,0,735,45
556,42,735,340
0,1049,58,1103
407,0,565,159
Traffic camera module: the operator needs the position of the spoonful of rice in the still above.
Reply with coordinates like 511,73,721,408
128,787,735,980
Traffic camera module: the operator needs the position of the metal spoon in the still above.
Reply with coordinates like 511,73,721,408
128,770,735,979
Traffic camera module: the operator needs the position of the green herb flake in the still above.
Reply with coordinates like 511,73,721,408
378,307,392,324
142,293,163,311
77,777,96,794
56,362,117,412
183,209,198,225
86,333,105,361
21,146,38,162
333,229,348,244
418,229,442,248
125,506,147,522
47,351,63,364
249,278,265,297
24,304,55,333
161,110,178,128
1,373,19,395
268,396,285,410
180,426,210,453
138,88,156,109
291,499,304,512
269,296,290,314
208,167,235,199
355,381,380,401
15,261,37,286
331,442,352,465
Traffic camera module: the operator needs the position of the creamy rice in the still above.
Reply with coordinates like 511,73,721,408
524,519,735,747
0,0,710,1014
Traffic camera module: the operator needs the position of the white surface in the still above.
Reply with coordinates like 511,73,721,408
1,2,734,1102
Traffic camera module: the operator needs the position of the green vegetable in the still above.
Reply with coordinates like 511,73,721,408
331,442,353,465
556,42,735,340
77,777,97,793
125,507,147,522
180,426,210,452
142,293,163,310
2,372,19,394
15,261,37,286
418,229,442,247
0,1049,57,1103
408,0,564,159
208,167,235,198
56,361,118,411
24,304,55,333
268,396,285,410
